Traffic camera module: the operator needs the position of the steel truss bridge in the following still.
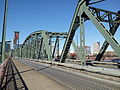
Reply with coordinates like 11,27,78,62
1,0,120,89
14,0,120,65
14,31,67,61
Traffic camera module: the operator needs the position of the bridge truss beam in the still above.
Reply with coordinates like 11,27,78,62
15,31,67,61
60,0,120,63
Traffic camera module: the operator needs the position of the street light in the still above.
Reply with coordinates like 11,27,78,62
0,0,9,63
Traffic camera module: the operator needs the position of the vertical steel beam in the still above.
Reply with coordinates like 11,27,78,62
18,47,20,57
23,46,25,58
30,36,34,59
49,37,52,56
38,38,43,59
72,40,81,59
26,40,28,58
42,31,52,61
24,45,26,58
57,38,59,57
33,35,36,59
21,47,23,58
80,17,86,65
35,34,39,59
52,36,59,58
34,34,38,59
25,44,27,58
1,0,8,63
76,34,79,49
32,36,35,59
22,46,24,58
60,0,86,63
25,43,28,58
19,48,21,58
28,39,31,58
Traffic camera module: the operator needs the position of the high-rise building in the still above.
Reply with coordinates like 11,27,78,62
0,42,11,59
0,41,11,54
93,42,100,54
84,46,91,56
77,46,91,56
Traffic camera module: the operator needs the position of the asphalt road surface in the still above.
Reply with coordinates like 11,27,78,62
16,58,120,90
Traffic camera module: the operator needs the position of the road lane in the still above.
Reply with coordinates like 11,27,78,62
16,58,120,90
13,58,71,90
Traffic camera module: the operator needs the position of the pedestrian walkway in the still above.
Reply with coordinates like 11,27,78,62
12,58,70,90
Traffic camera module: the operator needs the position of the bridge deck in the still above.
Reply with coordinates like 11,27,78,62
13,58,120,90
12,58,70,90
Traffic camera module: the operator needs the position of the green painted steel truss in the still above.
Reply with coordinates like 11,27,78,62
15,0,120,64
15,30,67,61
60,0,120,63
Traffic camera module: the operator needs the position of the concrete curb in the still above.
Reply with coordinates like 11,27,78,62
28,59,120,77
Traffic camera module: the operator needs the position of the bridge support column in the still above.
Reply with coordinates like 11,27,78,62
80,17,86,65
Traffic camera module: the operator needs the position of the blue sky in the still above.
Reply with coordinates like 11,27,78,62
0,0,120,51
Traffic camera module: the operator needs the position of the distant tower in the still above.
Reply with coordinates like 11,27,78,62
13,31,19,49
84,46,91,55
93,42,100,54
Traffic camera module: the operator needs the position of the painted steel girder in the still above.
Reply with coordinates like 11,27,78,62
95,12,120,61
89,6,120,23
38,38,43,59
60,0,87,63
82,5,120,58
23,30,67,45
28,39,31,58
60,0,120,63
52,37,58,58
95,22,120,61
34,34,39,59
30,36,34,59
20,30,67,61
42,31,52,61
60,1,82,63
80,17,86,65
88,0,106,5
72,41,81,59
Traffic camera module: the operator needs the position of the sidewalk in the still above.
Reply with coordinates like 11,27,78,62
12,58,70,90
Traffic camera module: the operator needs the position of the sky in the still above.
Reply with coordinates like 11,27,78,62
0,0,120,51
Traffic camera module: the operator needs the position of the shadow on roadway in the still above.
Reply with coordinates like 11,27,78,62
19,66,51,74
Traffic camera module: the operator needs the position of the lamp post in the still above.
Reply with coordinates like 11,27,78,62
0,0,8,63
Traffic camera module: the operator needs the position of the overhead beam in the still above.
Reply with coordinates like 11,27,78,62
82,5,120,57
